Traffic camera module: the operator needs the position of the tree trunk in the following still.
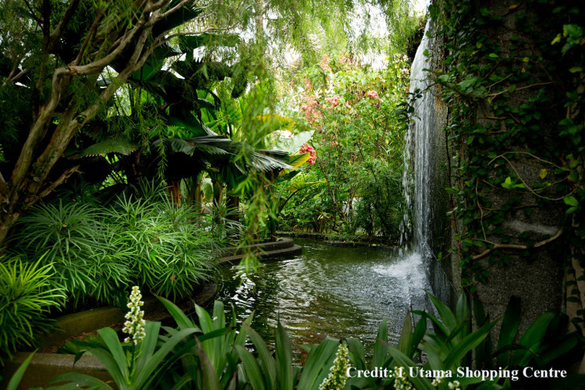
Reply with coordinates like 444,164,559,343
0,0,193,248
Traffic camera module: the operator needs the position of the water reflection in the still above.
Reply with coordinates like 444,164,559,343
216,239,429,360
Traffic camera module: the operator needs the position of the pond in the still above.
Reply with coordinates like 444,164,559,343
217,238,431,360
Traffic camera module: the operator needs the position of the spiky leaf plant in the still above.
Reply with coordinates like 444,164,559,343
0,258,65,363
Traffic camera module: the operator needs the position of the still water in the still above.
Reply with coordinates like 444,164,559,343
217,239,429,359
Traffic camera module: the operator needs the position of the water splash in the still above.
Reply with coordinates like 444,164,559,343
397,20,453,307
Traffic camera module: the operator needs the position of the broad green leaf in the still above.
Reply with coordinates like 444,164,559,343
244,323,277,390
80,138,137,157
134,321,162,376
455,293,471,325
212,301,226,330
197,327,233,343
96,327,129,383
443,320,497,369
564,196,579,207
387,348,434,390
444,321,470,345
48,372,113,389
86,347,127,387
275,321,294,390
7,352,36,390
235,314,254,346
287,153,310,169
397,313,413,355
297,338,339,390
511,311,556,366
502,177,514,190
412,310,448,340
411,315,427,354
473,299,492,368
197,338,221,390
345,338,366,371
158,296,200,331
428,293,457,332
372,320,388,368
537,333,579,366
235,344,266,390
497,296,521,366
169,375,194,390
135,327,199,388
195,304,215,333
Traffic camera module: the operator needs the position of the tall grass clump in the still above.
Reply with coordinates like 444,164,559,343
105,193,215,301
8,186,216,307
0,257,65,364
8,200,119,305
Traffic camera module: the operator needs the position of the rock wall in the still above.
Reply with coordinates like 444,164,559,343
419,0,572,332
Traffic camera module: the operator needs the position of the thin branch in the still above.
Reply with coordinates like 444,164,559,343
47,0,81,52
498,155,571,201
486,74,512,91
472,228,563,261
72,7,107,66
31,166,81,203
488,151,564,170
7,68,30,84
22,0,43,29
146,0,191,26
476,179,487,240
488,82,554,98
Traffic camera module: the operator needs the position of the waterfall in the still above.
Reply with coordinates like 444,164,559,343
401,21,453,305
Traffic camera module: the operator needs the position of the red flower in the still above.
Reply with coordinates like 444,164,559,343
299,143,317,165
366,90,379,99
325,95,341,108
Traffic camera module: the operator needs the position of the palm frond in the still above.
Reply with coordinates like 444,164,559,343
79,138,137,157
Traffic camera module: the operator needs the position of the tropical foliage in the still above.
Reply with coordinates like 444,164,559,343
5,291,578,389
5,183,216,313
276,54,411,237
0,257,65,364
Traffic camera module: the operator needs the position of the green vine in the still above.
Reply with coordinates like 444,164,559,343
428,0,584,325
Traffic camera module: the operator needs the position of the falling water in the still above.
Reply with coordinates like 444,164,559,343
402,21,452,304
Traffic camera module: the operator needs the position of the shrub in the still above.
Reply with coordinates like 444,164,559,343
0,257,65,364
8,200,129,306
353,160,404,237
8,191,216,306
104,194,215,301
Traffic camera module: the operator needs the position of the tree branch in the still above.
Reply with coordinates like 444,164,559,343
472,228,563,261
71,7,106,66
29,165,81,205
47,0,81,52
22,0,43,29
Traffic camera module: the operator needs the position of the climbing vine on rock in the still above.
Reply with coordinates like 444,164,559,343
428,0,584,326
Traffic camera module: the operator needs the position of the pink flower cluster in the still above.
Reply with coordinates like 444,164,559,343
325,95,340,108
299,143,317,165
300,95,320,124
320,54,331,71
366,90,379,99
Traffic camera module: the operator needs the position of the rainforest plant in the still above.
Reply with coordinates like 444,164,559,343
7,187,217,307
42,291,585,389
8,200,121,305
0,257,65,364
278,53,410,236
